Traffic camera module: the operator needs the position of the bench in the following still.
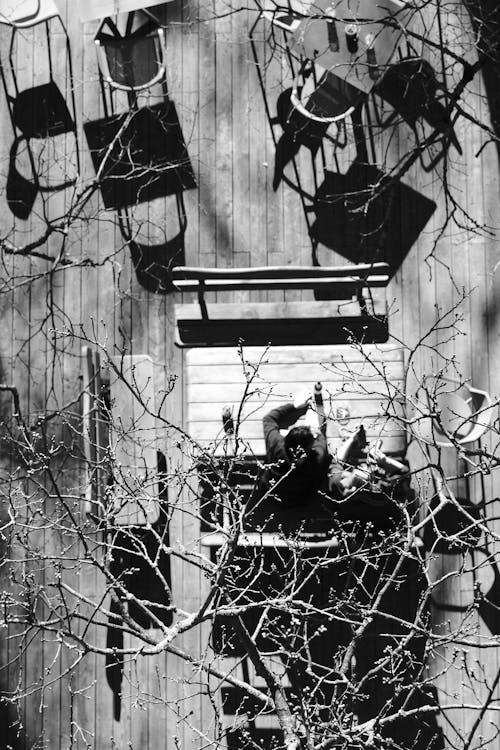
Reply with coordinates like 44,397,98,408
172,263,390,347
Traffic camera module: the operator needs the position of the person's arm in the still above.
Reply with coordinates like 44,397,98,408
262,402,307,461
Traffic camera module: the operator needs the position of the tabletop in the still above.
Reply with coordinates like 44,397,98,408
77,0,173,23
185,344,407,457
292,0,411,94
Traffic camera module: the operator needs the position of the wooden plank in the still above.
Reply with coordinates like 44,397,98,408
77,0,172,23
194,435,405,457
188,417,405,441
172,262,390,279
187,381,405,403
186,361,404,385
173,276,388,293
187,397,405,422
176,298,379,320
201,532,340,548
186,343,404,365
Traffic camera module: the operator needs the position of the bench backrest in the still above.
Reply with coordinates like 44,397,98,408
171,263,390,298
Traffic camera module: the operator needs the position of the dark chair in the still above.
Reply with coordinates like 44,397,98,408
373,57,462,171
291,64,362,126
272,87,330,191
272,61,364,191
0,0,80,218
119,193,187,294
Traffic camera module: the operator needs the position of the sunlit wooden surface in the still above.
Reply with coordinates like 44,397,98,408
185,344,406,456
0,1,499,748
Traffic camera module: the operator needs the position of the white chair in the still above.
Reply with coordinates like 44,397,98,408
0,0,58,26
291,63,362,125
417,376,494,447
94,15,167,94
261,0,308,32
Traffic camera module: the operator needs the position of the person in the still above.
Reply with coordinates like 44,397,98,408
261,392,331,507
327,425,413,527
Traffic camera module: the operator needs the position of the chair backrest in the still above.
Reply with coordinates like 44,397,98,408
292,66,361,124
0,0,39,23
306,71,360,120
417,377,493,446
376,58,439,123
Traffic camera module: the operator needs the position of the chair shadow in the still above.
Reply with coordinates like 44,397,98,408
120,193,187,294
6,81,78,219
465,2,500,161
354,555,446,749
272,87,331,192
373,58,462,163
309,160,436,276
105,452,172,720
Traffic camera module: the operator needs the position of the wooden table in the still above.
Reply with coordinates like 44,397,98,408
292,0,411,94
185,344,407,457
77,0,173,23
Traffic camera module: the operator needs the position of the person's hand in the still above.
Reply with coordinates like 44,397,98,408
293,388,313,412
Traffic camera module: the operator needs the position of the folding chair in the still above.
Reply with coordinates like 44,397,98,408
95,11,167,113
372,57,462,171
0,0,80,218
416,376,493,447
291,64,362,126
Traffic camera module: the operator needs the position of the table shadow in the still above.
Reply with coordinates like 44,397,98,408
84,100,196,209
309,160,436,276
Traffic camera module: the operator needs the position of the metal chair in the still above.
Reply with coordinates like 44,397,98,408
95,12,167,111
373,57,462,171
0,0,48,25
291,63,362,125
0,0,80,217
417,376,493,447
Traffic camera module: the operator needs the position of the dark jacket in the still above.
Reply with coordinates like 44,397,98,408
261,403,331,507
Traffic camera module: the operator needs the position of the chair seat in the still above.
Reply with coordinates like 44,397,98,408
13,81,74,138
439,393,472,438
375,58,438,125
307,72,361,119
98,33,162,89
0,0,58,25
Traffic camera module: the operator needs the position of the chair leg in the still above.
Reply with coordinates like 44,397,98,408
413,122,446,173
370,91,398,129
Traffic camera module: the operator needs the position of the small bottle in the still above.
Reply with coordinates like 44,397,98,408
345,23,359,54
365,33,378,80
326,6,339,52
314,381,323,407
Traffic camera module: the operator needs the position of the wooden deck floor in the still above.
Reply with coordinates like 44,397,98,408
0,1,500,749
